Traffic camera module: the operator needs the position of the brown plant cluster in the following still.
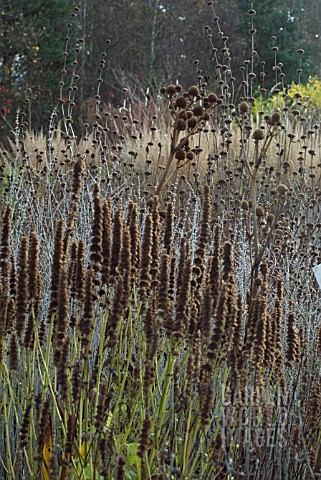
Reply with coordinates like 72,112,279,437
0,153,320,478
1,2,321,478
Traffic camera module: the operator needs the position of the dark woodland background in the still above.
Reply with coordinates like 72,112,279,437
1,0,320,131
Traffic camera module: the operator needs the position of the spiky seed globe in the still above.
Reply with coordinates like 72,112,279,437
239,101,249,114
187,117,197,129
188,86,200,97
175,97,188,109
208,93,218,103
241,200,249,210
175,149,186,161
256,206,265,217
166,84,177,96
193,105,204,117
271,111,281,125
252,128,265,141
177,118,187,131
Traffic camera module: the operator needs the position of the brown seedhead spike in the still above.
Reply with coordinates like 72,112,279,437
16,236,29,338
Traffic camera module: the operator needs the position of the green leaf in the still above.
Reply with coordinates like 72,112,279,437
125,442,141,470
84,465,104,479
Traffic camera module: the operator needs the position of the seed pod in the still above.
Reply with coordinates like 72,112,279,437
177,118,186,131
175,149,185,161
175,96,188,109
166,84,176,96
208,92,218,103
193,105,205,117
256,206,265,217
187,117,197,129
241,200,249,210
277,183,288,196
267,213,275,225
189,85,200,97
239,101,249,114
271,111,281,125
252,128,265,141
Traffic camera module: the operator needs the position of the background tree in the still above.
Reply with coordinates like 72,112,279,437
302,0,321,77
0,0,72,133
72,0,244,105
1,0,320,134
238,0,319,91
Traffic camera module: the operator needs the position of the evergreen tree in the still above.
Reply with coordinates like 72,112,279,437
0,0,72,131
238,0,318,89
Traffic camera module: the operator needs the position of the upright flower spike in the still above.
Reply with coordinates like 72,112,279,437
128,200,141,281
106,275,124,348
75,240,85,302
101,199,112,286
80,269,94,350
48,220,64,321
64,155,84,253
150,196,161,289
192,183,211,290
157,252,170,321
8,330,19,370
138,415,152,459
54,266,69,366
175,253,192,340
110,208,123,282
215,284,229,348
118,225,132,305
90,183,103,276
69,240,78,299
14,402,32,473
139,213,153,301
0,205,11,286
16,236,29,339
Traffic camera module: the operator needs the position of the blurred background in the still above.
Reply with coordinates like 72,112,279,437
1,0,320,133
